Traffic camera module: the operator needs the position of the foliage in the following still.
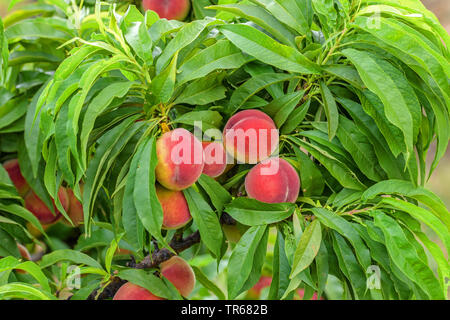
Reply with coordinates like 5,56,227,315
0,0,449,300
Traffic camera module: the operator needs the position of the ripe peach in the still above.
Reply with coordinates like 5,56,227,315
247,276,272,299
142,0,191,21
295,288,323,300
245,158,300,204
223,109,274,132
24,188,69,225
65,187,83,226
155,184,192,229
113,282,164,300
223,110,278,164
201,141,227,178
160,256,195,297
3,159,29,196
155,128,204,191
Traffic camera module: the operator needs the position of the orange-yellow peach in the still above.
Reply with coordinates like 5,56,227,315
24,188,69,224
113,282,164,300
156,184,192,229
155,128,204,191
142,0,191,21
3,159,29,196
201,141,227,178
245,158,300,204
160,256,195,297
223,110,278,164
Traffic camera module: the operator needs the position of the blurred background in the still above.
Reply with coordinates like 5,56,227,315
0,0,449,208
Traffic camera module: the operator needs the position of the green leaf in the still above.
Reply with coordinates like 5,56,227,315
183,187,223,257
290,219,322,279
319,81,339,140
331,231,370,299
336,115,386,181
362,179,450,230
342,48,419,156
288,137,366,190
263,91,304,128
173,110,223,131
380,197,450,254
174,77,226,105
40,249,104,270
312,208,371,270
292,147,324,196
337,97,406,180
124,21,153,66
224,198,295,226
192,266,226,300
197,174,231,214
156,19,215,73
371,210,445,300
352,16,450,103
218,24,319,74
227,225,268,299
177,39,251,85
133,137,166,246
152,52,178,104
80,80,133,168
281,99,311,135
227,72,295,114
268,229,293,300
5,19,72,43
251,0,313,35
0,283,56,300
207,3,296,46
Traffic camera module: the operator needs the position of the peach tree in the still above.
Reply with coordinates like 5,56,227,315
0,0,449,300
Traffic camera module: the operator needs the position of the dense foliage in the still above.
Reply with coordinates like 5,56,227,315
0,0,449,300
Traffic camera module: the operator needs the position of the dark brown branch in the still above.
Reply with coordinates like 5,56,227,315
134,231,201,269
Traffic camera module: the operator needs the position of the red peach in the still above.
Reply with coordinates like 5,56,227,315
223,110,278,164
142,0,191,21
245,158,300,204
3,159,29,196
160,256,195,297
155,128,204,191
247,276,272,299
223,109,274,132
156,184,192,229
24,188,69,224
113,282,164,300
295,288,323,300
201,141,227,178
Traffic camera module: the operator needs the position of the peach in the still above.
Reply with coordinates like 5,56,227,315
245,158,300,204
3,159,29,196
201,141,227,178
142,0,191,21
155,184,192,229
160,256,195,297
155,128,204,191
223,110,278,164
24,188,69,224
295,288,323,300
113,282,164,300
65,187,83,227
247,276,272,299
223,109,274,132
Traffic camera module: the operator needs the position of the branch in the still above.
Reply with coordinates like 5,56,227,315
134,231,201,269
